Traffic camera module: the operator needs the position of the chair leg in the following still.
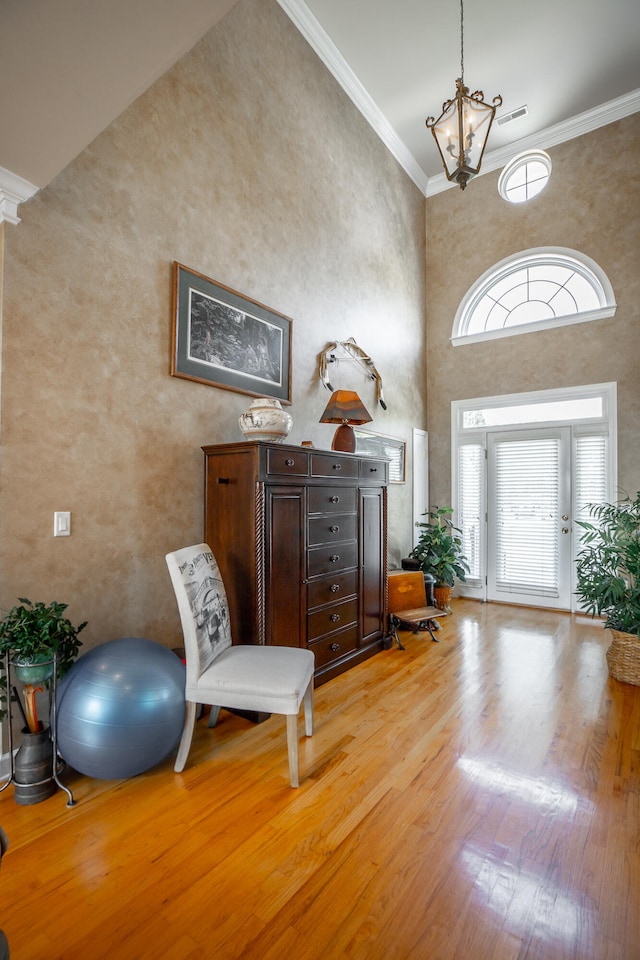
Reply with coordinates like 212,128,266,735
174,700,197,773
389,614,405,650
208,705,221,728
286,713,300,788
303,680,314,737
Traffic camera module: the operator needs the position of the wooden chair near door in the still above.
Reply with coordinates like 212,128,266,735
387,570,447,649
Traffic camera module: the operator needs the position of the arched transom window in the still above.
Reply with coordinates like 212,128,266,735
452,247,616,346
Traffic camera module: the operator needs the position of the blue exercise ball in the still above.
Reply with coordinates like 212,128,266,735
55,637,185,780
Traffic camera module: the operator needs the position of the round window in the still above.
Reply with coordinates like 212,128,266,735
498,150,552,203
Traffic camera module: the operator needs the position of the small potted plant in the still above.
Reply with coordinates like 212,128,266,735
409,506,470,612
575,492,640,684
0,598,87,733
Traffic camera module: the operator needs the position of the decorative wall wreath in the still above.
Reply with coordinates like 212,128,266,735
318,337,387,410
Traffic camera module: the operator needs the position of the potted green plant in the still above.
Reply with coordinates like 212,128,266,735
409,506,470,612
575,492,640,684
0,598,87,732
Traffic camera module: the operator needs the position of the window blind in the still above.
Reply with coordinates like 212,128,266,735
458,443,485,585
493,438,560,596
575,434,608,522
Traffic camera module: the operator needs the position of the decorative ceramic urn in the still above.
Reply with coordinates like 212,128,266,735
239,398,293,443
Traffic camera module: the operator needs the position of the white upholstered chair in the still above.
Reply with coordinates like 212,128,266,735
165,543,315,787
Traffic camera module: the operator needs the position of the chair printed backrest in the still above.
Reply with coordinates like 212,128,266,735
166,544,232,684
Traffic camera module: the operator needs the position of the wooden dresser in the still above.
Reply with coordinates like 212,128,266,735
202,440,389,684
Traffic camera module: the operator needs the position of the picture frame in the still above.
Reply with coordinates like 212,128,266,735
354,429,406,483
171,262,292,403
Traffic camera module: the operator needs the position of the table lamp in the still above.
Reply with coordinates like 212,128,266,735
319,390,372,453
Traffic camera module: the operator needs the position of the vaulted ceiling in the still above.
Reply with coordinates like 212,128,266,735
1,0,639,197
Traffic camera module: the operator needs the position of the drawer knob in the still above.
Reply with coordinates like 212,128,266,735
330,642,341,652
329,555,340,563
330,584,340,593
370,466,378,472
285,458,294,466
330,525,339,533
330,495,340,503
333,463,342,471
330,613,340,622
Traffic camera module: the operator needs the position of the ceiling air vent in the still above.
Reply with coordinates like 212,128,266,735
497,105,529,126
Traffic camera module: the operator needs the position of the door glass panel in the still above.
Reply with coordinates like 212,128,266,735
493,437,560,597
487,428,572,609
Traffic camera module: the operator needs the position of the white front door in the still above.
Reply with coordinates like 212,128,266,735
487,428,572,609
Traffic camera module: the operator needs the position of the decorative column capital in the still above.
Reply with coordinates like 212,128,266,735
0,166,39,225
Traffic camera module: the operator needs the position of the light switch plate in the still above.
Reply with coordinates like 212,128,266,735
54,511,71,537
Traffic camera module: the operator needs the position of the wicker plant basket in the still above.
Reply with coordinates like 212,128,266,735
606,629,640,685
433,585,453,613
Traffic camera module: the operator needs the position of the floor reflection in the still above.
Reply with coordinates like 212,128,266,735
457,756,592,816
462,842,593,947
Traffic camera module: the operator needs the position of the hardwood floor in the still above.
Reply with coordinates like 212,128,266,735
1,600,638,959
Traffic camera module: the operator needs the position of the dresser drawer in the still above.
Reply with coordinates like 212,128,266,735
359,458,389,483
308,485,357,516
308,514,357,547
309,625,359,669
308,597,358,642
266,447,309,477
311,452,359,479
308,540,358,578
307,570,358,610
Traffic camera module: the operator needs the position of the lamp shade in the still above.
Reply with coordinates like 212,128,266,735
319,390,372,425
319,390,372,453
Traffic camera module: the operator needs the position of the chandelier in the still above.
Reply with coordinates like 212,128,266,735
426,0,502,190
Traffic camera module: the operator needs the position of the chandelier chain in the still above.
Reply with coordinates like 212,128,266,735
460,0,464,83
425,0,501,190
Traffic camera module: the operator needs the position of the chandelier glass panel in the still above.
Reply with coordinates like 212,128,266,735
426,0,502,189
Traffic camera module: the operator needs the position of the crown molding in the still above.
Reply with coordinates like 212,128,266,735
427,88,640,196
3,5,639,211
277,2,640,199
276,0,429,194
0,166,39,224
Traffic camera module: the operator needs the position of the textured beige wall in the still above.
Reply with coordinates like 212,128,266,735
0,0,426,650
426,114,640,511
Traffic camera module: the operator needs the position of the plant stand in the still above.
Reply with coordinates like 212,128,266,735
0,651,76,807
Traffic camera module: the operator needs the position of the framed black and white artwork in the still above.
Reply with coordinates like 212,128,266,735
171,262,292,403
